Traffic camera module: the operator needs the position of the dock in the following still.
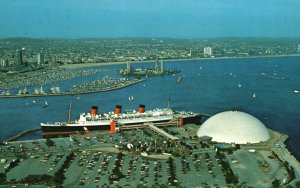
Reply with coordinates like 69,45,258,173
120,60,179,77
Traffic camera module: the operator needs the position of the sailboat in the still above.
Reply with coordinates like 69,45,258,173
50,85,61,94
1,90,10,96
176,76,182,83
42,100,48,108
128,96,134,101
18,87,29,95
238,82,242,88
40,86,46,95
252,93,256,98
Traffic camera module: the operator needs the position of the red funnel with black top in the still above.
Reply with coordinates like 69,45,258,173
114,105,122,115
138,104,145,113
90,106,98,116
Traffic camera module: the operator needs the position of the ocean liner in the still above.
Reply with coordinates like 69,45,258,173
41,104,201,136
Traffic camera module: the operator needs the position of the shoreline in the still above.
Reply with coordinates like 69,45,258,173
61,54,300,69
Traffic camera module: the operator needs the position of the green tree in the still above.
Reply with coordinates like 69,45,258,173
272,179,280,188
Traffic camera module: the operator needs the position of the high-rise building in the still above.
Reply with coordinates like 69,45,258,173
126,61,131,73
14,49,23,66
0,59,5,67
204,47,213,56
188,50,192,57
37,51,45,65
298,44,300,53
160,61,164,73
50,54,57,65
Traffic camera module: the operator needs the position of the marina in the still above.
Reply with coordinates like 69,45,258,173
0,67,117,90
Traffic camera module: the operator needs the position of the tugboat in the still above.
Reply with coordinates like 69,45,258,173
1,90,10,96
40,104,201,137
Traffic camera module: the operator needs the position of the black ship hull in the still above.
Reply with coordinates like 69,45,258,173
41,115,201,138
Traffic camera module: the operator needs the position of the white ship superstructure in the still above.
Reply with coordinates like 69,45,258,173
41,105,201,136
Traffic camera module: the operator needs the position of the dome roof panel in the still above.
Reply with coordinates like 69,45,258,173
196,111,270,144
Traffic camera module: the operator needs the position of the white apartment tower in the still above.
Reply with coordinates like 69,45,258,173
126,61,131,73
204,47,213,56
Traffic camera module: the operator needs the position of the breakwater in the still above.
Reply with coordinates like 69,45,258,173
3,127,41,143
0,78,145,99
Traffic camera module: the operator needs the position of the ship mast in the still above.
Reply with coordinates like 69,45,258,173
167,94,170,108
68,99,72,123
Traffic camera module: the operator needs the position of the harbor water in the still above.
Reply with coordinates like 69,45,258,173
0,56,300,160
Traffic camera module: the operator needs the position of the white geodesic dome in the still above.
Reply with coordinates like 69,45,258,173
197,111,270,144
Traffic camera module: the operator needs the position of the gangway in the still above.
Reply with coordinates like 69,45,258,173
145,123,179,140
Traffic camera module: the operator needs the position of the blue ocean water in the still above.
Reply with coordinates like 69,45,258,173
0,56,300,160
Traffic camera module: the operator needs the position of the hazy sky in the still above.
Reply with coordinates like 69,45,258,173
1,0,300,39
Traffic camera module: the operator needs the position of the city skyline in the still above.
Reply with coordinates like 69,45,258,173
0,0,300,39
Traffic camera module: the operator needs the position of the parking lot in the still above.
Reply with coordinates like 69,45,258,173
0,125,296,187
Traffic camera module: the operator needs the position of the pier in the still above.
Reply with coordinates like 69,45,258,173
120,60,179,77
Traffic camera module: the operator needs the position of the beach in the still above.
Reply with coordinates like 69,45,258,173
60,54,300,69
